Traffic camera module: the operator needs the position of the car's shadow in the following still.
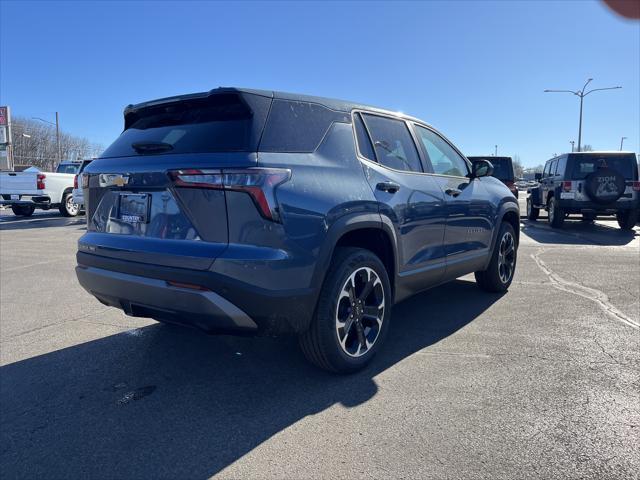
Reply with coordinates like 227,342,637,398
1,279,502,479
520,218,637,246
0,212,86,230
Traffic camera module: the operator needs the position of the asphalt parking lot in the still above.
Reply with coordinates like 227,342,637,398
1,202,638,479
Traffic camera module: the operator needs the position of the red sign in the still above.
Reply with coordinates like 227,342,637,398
0,107,7,126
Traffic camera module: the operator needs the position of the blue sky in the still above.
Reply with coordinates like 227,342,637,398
1,0,638,167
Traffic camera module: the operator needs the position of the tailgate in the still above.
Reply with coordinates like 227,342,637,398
0,172,37,194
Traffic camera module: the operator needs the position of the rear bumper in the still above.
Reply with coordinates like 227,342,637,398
0,195,52,206
557,198,639,212
76,251,318,335
76,265,258,333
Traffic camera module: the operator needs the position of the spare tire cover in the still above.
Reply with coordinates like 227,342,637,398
584,168,626,204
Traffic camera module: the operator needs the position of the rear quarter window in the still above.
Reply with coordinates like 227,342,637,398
259,100,350,153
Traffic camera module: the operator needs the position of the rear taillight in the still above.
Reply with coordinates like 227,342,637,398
73,175,78,189
169,167,291,222
563,181,572,192
37,174,46,190
81,173,89,189
632,181,640,192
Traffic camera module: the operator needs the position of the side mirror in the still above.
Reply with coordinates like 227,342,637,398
535,172,542,181
470,159,494,178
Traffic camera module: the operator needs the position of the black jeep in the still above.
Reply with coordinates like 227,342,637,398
527,152,639,229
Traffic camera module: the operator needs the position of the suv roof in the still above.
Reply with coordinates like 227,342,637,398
124,87,433,127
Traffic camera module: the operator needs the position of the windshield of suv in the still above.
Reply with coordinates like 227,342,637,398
569,154,638,179
101,93,271,158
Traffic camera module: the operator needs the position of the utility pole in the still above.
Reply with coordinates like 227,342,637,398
620,136,627,151
494,145,498,156
55,111,61,165
544,79,621,152
569,140,575,152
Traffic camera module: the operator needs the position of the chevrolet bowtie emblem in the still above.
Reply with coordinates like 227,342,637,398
99,174,130,187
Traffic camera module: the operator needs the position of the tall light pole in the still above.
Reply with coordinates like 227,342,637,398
494,145,498,156
33,112,61,167
620,136,627,151
569,140,575,152
544,79,621,152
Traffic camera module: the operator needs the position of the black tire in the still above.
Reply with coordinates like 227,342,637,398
616,209,638,231
299,247,392,374
548,196,564,228
59,192,79,217
526,197,539,221
475,222,517,293
11,205,35,217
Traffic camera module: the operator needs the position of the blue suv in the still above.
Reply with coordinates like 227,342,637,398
76,88,519,373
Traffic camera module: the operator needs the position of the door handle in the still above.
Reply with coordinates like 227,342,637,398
445,188,462,197
376,181,400,193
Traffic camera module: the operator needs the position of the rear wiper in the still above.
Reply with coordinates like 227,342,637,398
131,142,174,154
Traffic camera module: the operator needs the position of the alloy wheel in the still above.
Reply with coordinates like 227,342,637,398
66,195,79,215
497,231,516,284
335,267,385,358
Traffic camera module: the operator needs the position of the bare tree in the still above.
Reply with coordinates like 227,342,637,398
10,116,103,171
512,154,524,178
581,144,594,152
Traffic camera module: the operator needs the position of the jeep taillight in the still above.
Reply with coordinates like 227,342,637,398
37,174,46,190
81,173,89,189
632,181,640,192
563,181,572,192
168,168,291,222
73,175,78,189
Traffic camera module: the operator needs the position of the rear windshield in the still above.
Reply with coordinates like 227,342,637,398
569,154,638,180
56,164,80,174
468,156,514,181
101,93,271,158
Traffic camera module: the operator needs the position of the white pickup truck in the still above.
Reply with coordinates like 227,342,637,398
0,162,81,217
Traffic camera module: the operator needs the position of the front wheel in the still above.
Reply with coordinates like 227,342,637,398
526,198,539,221
475,222,517,293
299,247,392,373
59,193,79,217
616,210,638,231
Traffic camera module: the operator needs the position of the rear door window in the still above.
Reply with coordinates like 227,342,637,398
101,93,271,158
361,114,422,173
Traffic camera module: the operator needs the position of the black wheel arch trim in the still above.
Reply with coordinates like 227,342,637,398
311,211,399,300
483,200,519,271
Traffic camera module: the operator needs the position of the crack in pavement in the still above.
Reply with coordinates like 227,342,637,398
531,249,639,330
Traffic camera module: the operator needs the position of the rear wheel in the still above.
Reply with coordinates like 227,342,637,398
299,247,391,373
548,197,564,228
616,210,638,231
59,193,79,217
526,198,539,220
475,222,517,293
11,205,35,217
